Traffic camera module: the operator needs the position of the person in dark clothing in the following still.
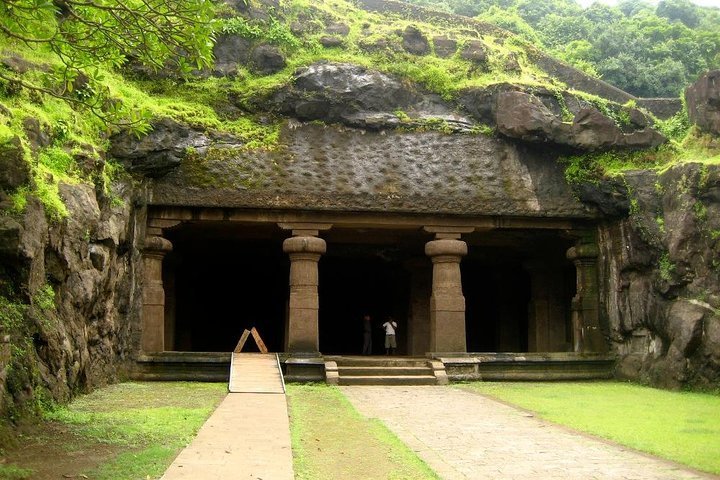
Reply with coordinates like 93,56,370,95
362,314,373,355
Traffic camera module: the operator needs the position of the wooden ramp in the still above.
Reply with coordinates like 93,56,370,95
228,352,285,393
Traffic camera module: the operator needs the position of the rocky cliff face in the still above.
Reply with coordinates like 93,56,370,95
584,164,720,389
0,160,144,415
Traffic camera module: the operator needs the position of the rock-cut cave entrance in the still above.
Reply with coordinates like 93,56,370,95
159,222,577,355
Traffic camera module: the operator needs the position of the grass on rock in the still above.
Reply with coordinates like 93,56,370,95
286,383,439,480
462,381,720,475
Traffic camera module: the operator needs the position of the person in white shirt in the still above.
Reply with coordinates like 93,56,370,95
382,316,398,355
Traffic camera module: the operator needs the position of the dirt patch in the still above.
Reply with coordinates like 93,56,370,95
1,421,124,479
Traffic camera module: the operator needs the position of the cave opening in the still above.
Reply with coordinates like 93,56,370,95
164,224,288,353
462,231,576,353
463,258,532,352
158,221,577,355
318,243,414,355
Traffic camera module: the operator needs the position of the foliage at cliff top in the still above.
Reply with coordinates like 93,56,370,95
403,0,720,98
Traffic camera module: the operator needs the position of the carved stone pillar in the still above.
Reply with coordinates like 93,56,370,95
425,236,468,352
142,235,172,353
525,261,569,352
405,258,432,356
567,239,607,353
282,227,328,354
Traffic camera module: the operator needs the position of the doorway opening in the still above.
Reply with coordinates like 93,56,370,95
164,224,288,352
319,244,412,355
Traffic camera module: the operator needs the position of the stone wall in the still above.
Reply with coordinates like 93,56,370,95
586,163,720,389
0,180,144,415
636,98,684,121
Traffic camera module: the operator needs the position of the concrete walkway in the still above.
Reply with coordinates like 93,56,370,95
342,386,717,480
160,393,293,480
161,354,292,480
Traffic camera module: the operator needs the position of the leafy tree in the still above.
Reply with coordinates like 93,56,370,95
477,6,542,45
538,13,593,47
617,0,654,18
0,0,215,129
657,0,700,28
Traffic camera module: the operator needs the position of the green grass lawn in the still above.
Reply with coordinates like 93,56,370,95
286,384,439,480
463,381,720,475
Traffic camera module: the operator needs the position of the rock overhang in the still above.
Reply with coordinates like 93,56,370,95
148,122,596,219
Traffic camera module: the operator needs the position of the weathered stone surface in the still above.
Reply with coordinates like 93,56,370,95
667,300,707,356
1,177,143,414
0,135,30,191
460,40,487,65
494,91,666,150
402,25,430,55
151,123,590,218
594,163,720,388
0,54,35,74
685,70,720,135
433,36,457,58
325,22,350,36
22,117,51,152
212,34,253,77
571,108,622,149
319,36,344,48
504,54,521,73
109,119,193,177
496,91,563,143
270,62,460,128
0,216,22,258
109,118,243,178
250,44,286,75
574,178,631,217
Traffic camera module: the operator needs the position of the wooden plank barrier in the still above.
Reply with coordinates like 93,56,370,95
250,327,268,354
233,327,269,354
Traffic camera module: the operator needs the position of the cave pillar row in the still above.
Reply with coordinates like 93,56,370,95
141,235,173,353
567,236,608,353
424,227,473,353
280,223,331,354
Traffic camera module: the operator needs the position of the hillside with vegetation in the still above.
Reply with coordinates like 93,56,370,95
403,0,720,98
0,0,717,222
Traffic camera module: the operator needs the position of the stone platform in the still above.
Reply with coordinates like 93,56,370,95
132,351,616,383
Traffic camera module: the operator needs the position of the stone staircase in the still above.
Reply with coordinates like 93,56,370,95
324,356,448,386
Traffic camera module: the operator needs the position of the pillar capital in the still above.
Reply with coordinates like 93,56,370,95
566,243,599,261
283,235,327,256
143,235,173,255
425,239,468,259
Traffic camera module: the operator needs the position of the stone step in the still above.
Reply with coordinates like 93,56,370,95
328,356,429,368
338,375,438,386
337,366,434,376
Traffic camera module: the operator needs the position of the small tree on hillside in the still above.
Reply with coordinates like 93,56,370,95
0,0,215,130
